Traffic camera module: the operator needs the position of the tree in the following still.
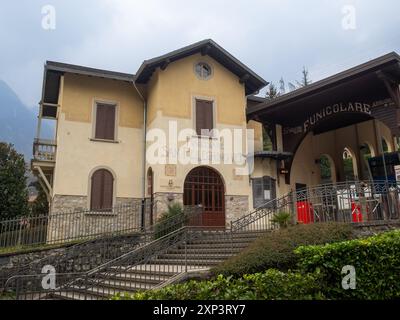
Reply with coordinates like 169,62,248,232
296,66,312,88
262,126,273,151
29,180,49,216
265,82,280,100
0,142,29,219
279,78,286,95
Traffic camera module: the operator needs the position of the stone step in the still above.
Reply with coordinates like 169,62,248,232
157,253,233,260
85,278,157,293
97,272,170,284
109,264,188,274
152,258,223,267
181,242,250,250
167,247,242,255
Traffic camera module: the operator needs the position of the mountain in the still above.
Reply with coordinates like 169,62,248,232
0,80,52,161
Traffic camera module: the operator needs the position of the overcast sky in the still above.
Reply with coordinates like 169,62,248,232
0,0,399,108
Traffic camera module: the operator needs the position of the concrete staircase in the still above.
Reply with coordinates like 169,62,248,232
49,231,263,300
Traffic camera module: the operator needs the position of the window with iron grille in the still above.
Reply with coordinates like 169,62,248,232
252,176,276,208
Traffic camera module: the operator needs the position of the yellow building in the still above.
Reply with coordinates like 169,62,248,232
32,39,400,233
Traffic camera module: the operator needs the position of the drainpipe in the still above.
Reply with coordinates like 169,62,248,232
132,81,147,230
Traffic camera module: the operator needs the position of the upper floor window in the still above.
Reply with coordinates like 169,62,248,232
195,62,212,80
94,103,116,141
195,99,214,136
90,169,114,211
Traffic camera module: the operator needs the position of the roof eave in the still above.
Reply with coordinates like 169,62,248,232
248,51,400,117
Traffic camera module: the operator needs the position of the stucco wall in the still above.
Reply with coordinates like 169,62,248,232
145,54,252,212
52,74,144,204
146,53,246,125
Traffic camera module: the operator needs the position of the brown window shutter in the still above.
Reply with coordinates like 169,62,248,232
102,170,114,210
95,104,116,140
196,100,213,135
90,169,114,211
90,170,103,210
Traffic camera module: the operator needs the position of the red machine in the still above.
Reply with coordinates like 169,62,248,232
297,201,314,224
351,202,363,223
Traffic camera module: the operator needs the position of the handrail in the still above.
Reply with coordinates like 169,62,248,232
231,180,400,232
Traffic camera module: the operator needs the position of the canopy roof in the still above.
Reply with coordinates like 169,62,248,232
247,52,400,134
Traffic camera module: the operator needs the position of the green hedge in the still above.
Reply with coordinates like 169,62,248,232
212,222,354,277
295,230,400,300
112,270,325,300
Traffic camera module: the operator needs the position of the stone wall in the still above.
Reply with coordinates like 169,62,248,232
47,195,143,244
352,220,400,237
225,195,249,226
153,193,184,221
0,233,143,289
153,193,249,227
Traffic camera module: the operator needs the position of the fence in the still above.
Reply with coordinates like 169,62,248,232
231,180,400,233
0,199,151,249
1,206,205,300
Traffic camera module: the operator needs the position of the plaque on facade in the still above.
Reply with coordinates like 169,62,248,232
165,164,177,177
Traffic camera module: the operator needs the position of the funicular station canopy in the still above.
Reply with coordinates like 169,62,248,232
247,52,400,223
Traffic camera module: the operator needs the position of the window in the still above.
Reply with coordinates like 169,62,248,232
195,99,214,136
195,62,212,80
94,103,116,141
90,169,114,211
252,176,276,208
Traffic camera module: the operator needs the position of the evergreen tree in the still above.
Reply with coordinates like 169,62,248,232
265,82,280,100
262,126,273,151
296,66,312,87
279,78,286,95
0,142,29,220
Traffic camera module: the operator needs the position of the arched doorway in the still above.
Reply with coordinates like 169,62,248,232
319,154,336,184
360,143,375,180
382,138,390,153
183,167,225,227
342,147,358,181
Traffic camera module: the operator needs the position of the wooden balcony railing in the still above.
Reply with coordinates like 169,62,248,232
33,139,57,162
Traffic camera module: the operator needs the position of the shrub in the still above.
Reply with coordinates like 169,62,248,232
212,222,354,277
295,230,400,300
154,203,185,239
112,270,325,300
271,211,291,228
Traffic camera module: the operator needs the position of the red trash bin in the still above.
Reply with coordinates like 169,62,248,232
297,201,314,224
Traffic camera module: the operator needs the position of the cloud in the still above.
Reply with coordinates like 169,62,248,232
0,0,399,107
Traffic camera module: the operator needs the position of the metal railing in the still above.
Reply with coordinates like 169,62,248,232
4,180,400,300
33,139,57,162
0,200,150,249
232,180,400,233
1,206,205,300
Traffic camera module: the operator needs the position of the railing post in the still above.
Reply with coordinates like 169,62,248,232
230,221,234,255
184,231,188,273
291,190,298,225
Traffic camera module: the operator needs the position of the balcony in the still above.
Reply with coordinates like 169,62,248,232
33,139,57,163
